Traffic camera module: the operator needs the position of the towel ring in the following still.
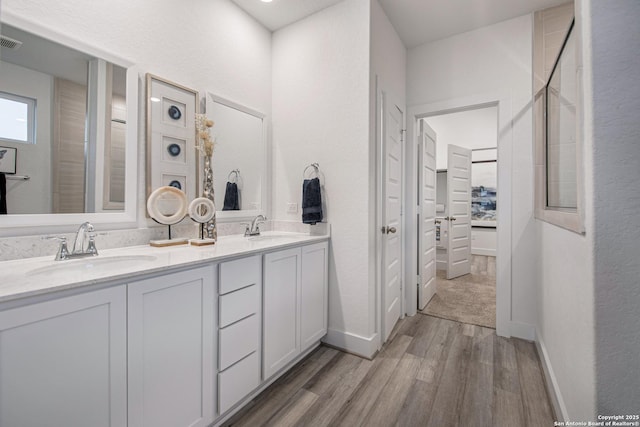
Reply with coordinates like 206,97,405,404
303,163,320,179
228,169,240,182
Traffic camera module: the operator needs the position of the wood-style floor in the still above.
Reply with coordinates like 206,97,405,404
226,314,555,427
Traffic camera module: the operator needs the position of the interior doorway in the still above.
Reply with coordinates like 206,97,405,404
420,107,498,327
405,97,510,336
377,89,405,345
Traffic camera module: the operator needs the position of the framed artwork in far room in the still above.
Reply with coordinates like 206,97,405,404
0,147,17,174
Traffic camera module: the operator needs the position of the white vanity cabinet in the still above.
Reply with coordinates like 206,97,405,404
0,286,127,427
263,241,329,379
127,266,216,427
0,234,330,427
217,255,262,415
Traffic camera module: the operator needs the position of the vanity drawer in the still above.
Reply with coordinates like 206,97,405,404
219,284,260,328
219,255,261,294
219,314,260,371
218,351,260,414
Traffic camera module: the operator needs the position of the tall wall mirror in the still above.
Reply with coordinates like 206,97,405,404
0,12,138,234
205,93,268,221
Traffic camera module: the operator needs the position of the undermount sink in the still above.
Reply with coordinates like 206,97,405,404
26,255,158,277
246,233,301,243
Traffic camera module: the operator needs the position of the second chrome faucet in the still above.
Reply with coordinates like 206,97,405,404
244,215,267,237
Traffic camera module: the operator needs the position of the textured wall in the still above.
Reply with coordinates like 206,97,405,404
590,0,640,415
272,0,372,342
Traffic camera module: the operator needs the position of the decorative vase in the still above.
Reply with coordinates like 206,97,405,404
202,155,217,241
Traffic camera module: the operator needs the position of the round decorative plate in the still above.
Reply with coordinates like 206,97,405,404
188,197,216,223
168,105,182,120
167,143,181,157
146,186,188,225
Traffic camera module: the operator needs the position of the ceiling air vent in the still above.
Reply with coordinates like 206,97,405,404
0,35,23,50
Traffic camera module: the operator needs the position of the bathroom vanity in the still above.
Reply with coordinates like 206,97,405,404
0,232,329,427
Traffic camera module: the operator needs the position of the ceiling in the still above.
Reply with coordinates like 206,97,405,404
231,0,569,48
231,0,344,32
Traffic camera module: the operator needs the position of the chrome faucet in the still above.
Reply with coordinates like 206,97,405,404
244,215,267,237
72,222,98,256
48,222,99,261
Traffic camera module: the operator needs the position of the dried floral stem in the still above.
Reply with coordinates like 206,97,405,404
195,114,216,157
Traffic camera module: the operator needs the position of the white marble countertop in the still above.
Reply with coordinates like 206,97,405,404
0,232,329,304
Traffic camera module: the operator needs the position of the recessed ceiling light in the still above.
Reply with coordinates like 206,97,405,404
150,97,161,103
261,0,273,3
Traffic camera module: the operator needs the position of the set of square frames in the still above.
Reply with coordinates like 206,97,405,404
147,186,215,225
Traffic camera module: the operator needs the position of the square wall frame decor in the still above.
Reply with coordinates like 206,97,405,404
0,146,17,174
146,74,198,207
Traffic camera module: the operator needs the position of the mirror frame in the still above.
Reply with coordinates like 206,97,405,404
0,11,139,236
205,92,270,222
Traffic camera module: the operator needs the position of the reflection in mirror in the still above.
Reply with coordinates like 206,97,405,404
0,23,127,214
206,93,267,220
546,20,577,210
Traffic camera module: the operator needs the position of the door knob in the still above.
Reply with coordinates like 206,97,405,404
381,226,397,234
445,216,457,221
434,219,441,224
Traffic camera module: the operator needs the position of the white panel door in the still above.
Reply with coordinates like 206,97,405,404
263,247,301,379
128,266,215,427
447,144,472,279
418,120,437,310
0,286,127,427
382,99,403,342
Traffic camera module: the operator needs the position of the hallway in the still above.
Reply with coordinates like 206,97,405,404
422,255,497,328
227,313,554,426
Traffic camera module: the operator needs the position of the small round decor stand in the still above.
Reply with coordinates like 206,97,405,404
147,186,189,247
188,197,216,246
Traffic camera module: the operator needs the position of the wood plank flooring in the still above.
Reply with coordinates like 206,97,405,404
225,314,555,427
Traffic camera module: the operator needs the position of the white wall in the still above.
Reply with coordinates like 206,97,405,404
2,0,272,230
588,0,640,415
471,228,496,257
424,106,497,170
535,1,597,421
407,15,536,334
0,61,52,214
272,0,374,353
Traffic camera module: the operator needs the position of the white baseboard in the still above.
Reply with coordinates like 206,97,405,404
421,279,437,309
323,329,379,359
535,332,569,422
510,321,535,340
471,247,496,256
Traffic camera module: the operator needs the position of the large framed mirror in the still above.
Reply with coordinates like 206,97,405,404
205,93,268,221
0,11,138,235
